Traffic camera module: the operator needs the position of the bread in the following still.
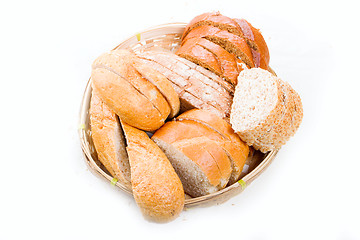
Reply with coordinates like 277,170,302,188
135,51,233,119
89,91,131,187
182,12,243,41
152,135,230,197
182,25,254,69
121,121,184,222
152,119,248,185
181,12,270,71
234,18,270,69
91,49,180,131
131,60,180,118
230,68,303,152
91,67,165,131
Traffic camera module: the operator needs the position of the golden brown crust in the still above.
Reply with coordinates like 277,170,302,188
92,50,171,121
89,92,131,186
182,25,254,69
131,60,180,118
91,68,166,131
152,119,247,182
182,12,243,41
121,122,184,222
176,40,222,77
172,137,224,187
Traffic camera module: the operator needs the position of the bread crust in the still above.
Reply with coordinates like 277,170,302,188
182,25,254,69
234,18,269,69
176,40,222,77
92,50,170,121
89,92,131,187
91,68,166,131
182,12,243,41
152,119,247,184
121,122,184,222
131,59,180,118
136,54,230,118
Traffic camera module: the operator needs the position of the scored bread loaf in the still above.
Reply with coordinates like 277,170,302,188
230,68,303,152
121,121,184,222
89,91,131,187
91,49,180,131
135,50,233,119
182,25,253,69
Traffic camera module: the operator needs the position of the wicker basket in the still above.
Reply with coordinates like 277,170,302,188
78,23,279,208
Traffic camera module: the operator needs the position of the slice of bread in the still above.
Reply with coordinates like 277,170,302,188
152,119,248,185
177,37,240,84
91,68,165,131
175,109,249,183
136,54,230,119
152,135,229,197
131,59,180,118
137,51,234,97
89,91,131,187
92,50,171,121
176,40,223,79
234,19,270,69
121,121,184,222
182,12,243,41
136,52,232,116
182,25,254,69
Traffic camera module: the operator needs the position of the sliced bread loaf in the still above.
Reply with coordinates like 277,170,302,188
177,37,239,84
182,25,254,69
135,52,232,119
90,91,131,187
152,135,230,197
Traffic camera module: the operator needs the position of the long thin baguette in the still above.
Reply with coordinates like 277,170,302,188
121,121,184,222
89,91,131,187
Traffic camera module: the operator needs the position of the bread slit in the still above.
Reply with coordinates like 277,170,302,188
92,64,164,117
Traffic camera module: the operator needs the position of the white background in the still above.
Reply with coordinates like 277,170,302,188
1,0,359,239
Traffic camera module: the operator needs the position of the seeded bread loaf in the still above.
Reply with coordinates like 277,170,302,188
230,68,303,152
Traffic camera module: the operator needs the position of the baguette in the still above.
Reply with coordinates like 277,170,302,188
121,121,184,222
92,50,170,120
91,68,166,131
89,91,131,187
